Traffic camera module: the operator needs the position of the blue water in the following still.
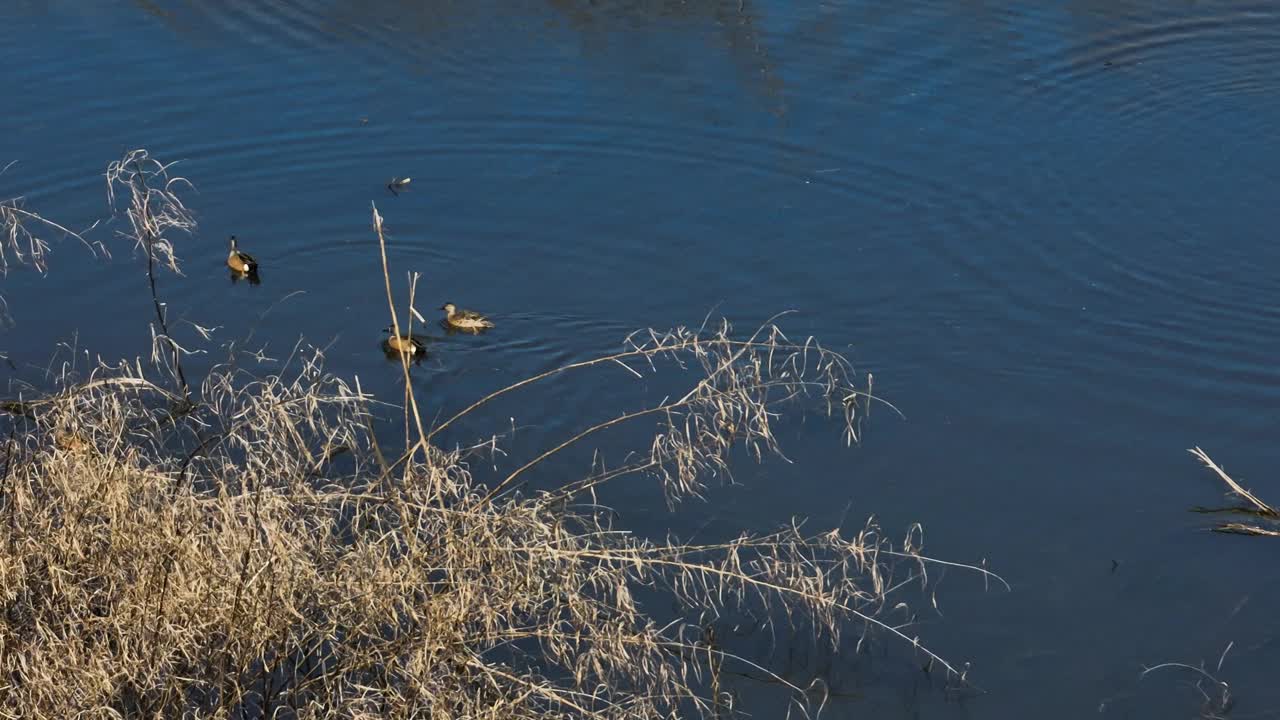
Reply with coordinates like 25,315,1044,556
4,1,1280,717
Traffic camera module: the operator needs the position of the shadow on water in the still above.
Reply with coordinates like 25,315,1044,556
129,0,786,112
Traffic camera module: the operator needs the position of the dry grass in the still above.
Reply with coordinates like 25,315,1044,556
0,159,103,325
1190,447,1280,537
0,152,1005,719
1140,642,1236,720
105,149,199,398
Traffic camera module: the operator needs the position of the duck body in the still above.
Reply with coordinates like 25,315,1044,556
382,327,427,356
387,177,412,195
227,235,258,274
440,302,494,332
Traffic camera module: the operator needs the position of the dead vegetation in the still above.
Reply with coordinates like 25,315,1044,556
0,159,103,325
0,151,1005,718
1139,643,1236,720
1190,447,1280,537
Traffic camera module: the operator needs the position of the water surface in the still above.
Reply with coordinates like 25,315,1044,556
3,1,1280,717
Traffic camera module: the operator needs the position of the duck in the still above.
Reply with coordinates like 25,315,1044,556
387,177,412,195
382,326,427,356
440,302,494,332
227,235,258,274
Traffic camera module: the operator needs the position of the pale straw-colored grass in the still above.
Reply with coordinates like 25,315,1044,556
1190,447,1280,537
0,152,1005,719
0,160,103,325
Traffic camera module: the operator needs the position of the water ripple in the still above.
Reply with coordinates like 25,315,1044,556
1013,6,1280,136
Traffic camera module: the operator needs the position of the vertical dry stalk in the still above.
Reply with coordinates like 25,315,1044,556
371,205,431,475
105,149,197,398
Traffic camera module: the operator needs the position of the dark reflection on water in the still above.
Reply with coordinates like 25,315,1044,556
5,0,1280,717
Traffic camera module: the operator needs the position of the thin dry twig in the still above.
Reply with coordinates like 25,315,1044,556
1140,643,1235,720
1190,447,1280,536
1190,447,1277,516
105,149,197,397
0,163,104,324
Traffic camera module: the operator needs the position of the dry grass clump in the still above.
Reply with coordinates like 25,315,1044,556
104,149,195,278
0,153,1004,718
1190,447,1280,537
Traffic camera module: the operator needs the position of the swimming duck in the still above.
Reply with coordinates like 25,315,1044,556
227,235,258,274
382,326,427,356
387,177,412,195
440,302,494,331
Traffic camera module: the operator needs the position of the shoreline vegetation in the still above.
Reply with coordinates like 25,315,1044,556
0,151,1013,717
1191,447,1280,537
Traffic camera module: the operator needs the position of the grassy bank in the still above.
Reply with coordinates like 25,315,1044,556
0,151,1001,718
